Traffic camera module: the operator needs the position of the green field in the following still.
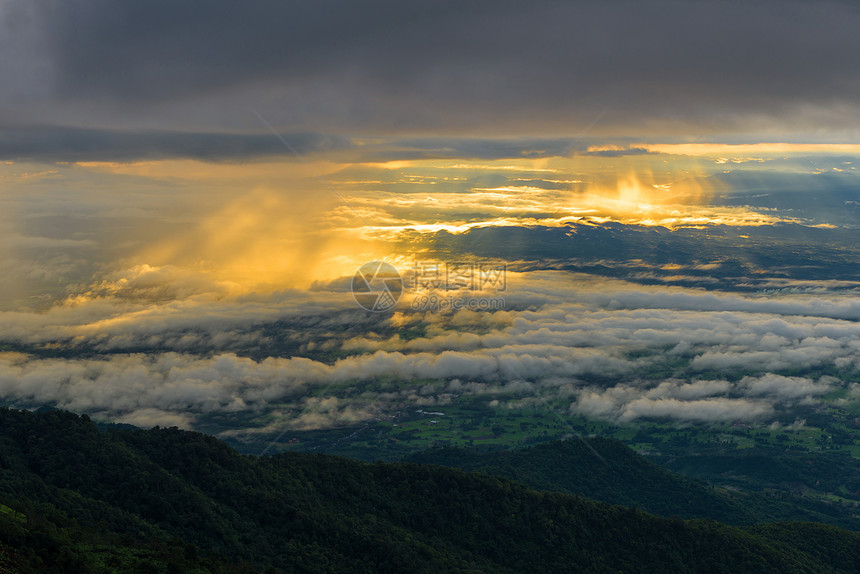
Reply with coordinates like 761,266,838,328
216,395,860,464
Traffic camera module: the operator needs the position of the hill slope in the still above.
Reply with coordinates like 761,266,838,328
405,438,860,528
2,408,860,573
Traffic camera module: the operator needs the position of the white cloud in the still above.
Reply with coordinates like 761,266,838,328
618,397,772,423
740,374,833,401
570,372,832,424
2,271,860,431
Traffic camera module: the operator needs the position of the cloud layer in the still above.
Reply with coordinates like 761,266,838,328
4,1,860,142
2,271,860,431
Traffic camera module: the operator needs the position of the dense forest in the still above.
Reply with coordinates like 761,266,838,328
407,439,860,529
2,408,860,573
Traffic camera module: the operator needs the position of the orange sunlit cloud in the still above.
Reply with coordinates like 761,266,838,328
640,143,860,156
30,152,810,299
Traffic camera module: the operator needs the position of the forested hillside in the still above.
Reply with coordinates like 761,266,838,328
3,408,860,573
406,439,860,529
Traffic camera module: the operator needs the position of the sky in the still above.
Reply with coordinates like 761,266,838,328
2,1,860,441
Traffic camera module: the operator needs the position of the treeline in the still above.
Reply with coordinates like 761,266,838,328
2,407,860,573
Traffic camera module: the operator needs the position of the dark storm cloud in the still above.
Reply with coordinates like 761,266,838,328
0,129,589,163
350,136,591,162
8,0,860,139
582,147,652,157
0,126,620,162
0,125,351,162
